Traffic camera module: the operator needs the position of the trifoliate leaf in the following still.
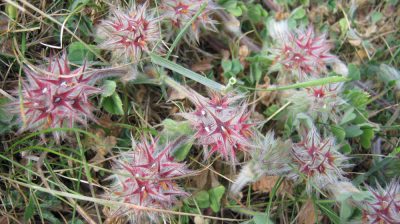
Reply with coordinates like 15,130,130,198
208,185,225,212
101,80,117,97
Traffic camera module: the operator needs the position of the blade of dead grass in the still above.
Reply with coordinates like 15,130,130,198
0,176,247,222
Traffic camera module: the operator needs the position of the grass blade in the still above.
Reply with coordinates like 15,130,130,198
244,76,349,91
151,54,226,92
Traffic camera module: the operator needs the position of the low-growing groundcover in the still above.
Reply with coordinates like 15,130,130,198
0,0,399,223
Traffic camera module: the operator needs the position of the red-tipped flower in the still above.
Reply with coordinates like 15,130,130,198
97,3,160,62
180,91,253,162
108,137,189,223
160,0,218,43
285,82,346,126
306,83,345,122
291,128,349,193
9,53,101,142
287,83,345,123
362,179,400,224
271,26,336,80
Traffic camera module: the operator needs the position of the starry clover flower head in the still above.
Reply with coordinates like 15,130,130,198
179,90,254,163
290,128,349,193
269,22,337,80
8,53,102,143
287,82,346,123
361,179,400,224
96,3,161,62
107,136,189,223
160,0,218,43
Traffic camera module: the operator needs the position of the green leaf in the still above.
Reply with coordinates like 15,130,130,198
150,54,226,92
253,213,273,224
5,3,17,20
238,2,247,12
42,211,62,224
390,147,400,156
327,0,337,11
219,0,237,10
173,142,193,162
68,42,99,64
38,192,62,209
352,191,371,201
344,90,370,110
223,71,234,79
231,59,243,75
348,64,360,81
248,4,268,23
69,0,89,10
340,108,356,125
228,7,243,16
24,194,36,222
360,127,374,149
208,185,225,212
101,80,116,97
291,7,306,20
371,11,383,23
101,92,124,115
221,59,232,73
294,113,315,130
162,119,193,136
336,192,352,201
344,125,363,138
339,18,348,36
341,143,352,154
340,201,353,221
331,125,346,142
221,0,244,16
194,191,210,208
249,62,262,84
264,104,280,118
0,98,14,134
300,0,310,6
